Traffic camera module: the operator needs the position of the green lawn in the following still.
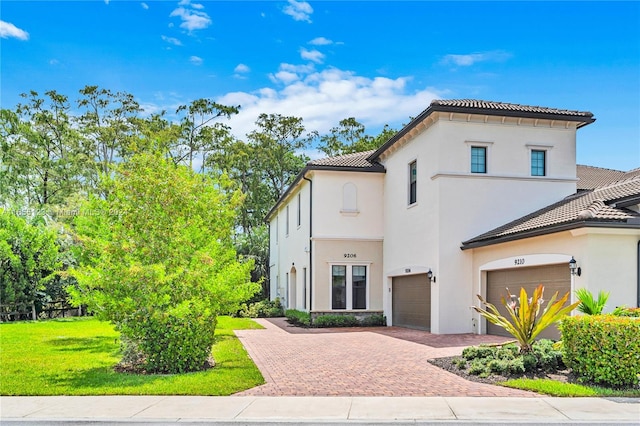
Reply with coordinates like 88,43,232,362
0,316,265,395
501,378,640,398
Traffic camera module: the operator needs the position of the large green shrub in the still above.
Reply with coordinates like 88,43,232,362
0,209,59,318
560,315,640,387
238,298,283,318
70,153,259,373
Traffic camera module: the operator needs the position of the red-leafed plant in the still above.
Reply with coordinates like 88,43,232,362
473,284,580,353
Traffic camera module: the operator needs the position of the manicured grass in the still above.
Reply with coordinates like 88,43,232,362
501,378,640,397
0,316,264,395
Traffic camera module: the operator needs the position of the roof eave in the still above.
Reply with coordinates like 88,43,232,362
368,104,595,162
460,220,639,250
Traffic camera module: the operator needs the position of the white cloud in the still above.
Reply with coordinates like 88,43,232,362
104,0,110,4
141,2,149,10
190,55,203,65
49,59,59,65
170,2,212,33
216,66,440,143
300,48,324,63
442,50,511,67
283,0,313,23
234,63,250,73
160,35,182,46
0,20,29,40
309,37,332,46
161,35,182,46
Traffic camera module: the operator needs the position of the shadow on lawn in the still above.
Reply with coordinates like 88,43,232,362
46,336,119,355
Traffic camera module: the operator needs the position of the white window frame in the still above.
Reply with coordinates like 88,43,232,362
465,141,493,174
328,263,371,310
297,193,301,228
408,160,417,206
526,144,553,177
285,205,290,236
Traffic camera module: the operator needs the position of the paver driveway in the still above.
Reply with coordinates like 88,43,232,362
234,318,537,397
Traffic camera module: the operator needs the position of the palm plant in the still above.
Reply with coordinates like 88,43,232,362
575,288,609,315
473,285,580,354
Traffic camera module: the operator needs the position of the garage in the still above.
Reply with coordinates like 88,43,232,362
392,274,430,330
486,263,571,340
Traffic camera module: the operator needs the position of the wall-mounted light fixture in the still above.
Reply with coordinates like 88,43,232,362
427,268,436,283
569,256,581,276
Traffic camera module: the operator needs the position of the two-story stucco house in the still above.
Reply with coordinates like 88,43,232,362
267,99,640,336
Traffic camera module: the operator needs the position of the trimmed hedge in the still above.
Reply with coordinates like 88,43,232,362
460,340,562,377
313,314,359,328
285,309,311,327
238,298,284,318
560,315,640,387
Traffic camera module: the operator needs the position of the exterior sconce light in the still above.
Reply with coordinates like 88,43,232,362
427,269,436,283
569,256,581,276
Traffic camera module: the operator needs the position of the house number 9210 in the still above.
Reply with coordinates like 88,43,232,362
344,253,356,258
514,258,525,265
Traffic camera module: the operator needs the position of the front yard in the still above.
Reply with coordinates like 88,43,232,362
0,316,264,396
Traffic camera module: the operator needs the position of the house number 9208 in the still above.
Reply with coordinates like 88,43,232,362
514,258,525,265
344,253,356,258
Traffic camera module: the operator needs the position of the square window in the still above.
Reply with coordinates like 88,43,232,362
531,150,546,176
471,146,486,173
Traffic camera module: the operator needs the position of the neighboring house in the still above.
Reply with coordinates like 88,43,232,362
267,99,640,336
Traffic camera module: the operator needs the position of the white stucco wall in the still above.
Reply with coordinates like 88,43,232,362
469,228,640,333
381,112,584,333
269,169,385,312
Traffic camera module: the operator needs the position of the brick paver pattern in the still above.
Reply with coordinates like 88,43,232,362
234,319,537,397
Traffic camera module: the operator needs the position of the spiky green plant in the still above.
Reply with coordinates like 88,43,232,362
473,285,580,354
575,288,609,315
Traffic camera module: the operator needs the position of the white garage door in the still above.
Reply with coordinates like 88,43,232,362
392,274,430,331
486,264,571,340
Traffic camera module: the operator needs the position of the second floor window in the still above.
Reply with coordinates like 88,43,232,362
531,150,546,176
471,146,487,173
409,161,417,205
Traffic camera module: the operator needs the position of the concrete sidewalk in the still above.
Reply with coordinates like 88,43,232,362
2,396,639,423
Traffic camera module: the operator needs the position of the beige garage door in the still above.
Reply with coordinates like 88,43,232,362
486,264,571,340
392,274,430,331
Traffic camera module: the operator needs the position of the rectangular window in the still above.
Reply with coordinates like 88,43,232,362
285,205,289,236
409,161,417,205
331,265,368,310
531,150,546,176
352,266,367,310
297,194,301,227
471,146,486,173
331,265,347,309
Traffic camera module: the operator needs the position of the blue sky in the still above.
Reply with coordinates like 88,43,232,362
1,1,639,171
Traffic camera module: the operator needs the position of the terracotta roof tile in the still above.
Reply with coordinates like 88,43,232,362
576,165,626,190
308,150,382,170
431,99,594,119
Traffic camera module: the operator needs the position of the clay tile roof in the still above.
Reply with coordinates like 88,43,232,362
431,99,595,119
308,150,383,170
577,165,626,190
462,175,640,248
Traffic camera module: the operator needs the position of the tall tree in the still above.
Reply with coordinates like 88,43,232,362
77,86,142,189
3,91,85,206
247,113,310,201
317,118,396,156
174,99,239,171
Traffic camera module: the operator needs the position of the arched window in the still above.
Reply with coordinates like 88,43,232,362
342,182,358,213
